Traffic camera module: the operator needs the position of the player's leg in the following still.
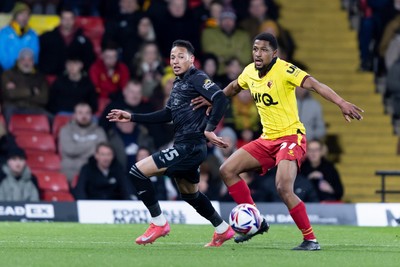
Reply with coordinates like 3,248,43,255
175,177,234,247
219,148,261,205
130,156,170,245
275,160,320,251
220,140,272,243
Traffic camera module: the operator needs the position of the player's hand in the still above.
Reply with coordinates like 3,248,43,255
106,109,131,122
204,131,229,148
191,96,212,116
339,101,364,122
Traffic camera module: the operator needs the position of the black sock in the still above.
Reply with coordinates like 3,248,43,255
181,192,223,227
129,165,161,217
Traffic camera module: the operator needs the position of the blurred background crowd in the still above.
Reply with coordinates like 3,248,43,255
1,0,398,204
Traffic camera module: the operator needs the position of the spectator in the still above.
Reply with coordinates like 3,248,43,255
99,80,153,133
102,0,144,66
192,0,217,29
378,0,400,60
135,146,178,200
0,124,18,166
38,7,96,75
255,167,319,203
72,142,136,200
201,7,252,74
107,119,155,173
136,16,157,44
0,2,39,71
149,67,175,110
239,0,274,40
301,139,344,202
153,0,200,59
200,53,222,87
59,102,107,182
296,86,326,141
259,20,296,62
217,57,243,88
89,42,130,100
385,30,400,70
1,48,48,122
202,127,238,200
0,146,39,201
47,55,98,114
130,41,164,98
224,89,261,144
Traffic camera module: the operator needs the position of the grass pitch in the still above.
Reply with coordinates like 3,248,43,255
0,223,399,267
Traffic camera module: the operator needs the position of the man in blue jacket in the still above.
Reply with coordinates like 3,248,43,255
0,2,39,70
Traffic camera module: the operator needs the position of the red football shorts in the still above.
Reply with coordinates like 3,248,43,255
241,134,307,175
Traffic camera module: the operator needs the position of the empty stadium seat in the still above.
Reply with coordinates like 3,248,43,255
8,114,50,134
42,191,75,202
34,171,70,192
26,151,61,172
15,132,56,153
52,114,72,139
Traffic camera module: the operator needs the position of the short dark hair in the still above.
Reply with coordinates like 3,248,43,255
172,40,195,55
254,33,278,50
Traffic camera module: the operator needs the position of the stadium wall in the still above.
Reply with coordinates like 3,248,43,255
0,201,399,227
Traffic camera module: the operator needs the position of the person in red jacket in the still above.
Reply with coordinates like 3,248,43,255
89,42,130,99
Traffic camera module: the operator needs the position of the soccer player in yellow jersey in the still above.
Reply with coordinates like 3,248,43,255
192,33,363,250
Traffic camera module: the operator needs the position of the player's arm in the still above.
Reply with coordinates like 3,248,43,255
190,79,243,113
302,76,364,122
107,108,172,124
223,79,243,97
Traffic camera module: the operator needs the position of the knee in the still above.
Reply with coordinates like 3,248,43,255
219,163,234,181
276,182,293,201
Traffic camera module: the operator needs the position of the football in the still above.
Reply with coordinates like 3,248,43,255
229,203,262,236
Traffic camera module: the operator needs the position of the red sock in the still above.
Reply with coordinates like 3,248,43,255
289,201,316,240
228,179,255,205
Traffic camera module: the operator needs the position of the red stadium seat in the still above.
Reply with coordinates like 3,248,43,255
42,191,75,202
95,97,111,117
34,171,70,192
75,16,104,57
71,174,79,189
26,151,61,172
0,114,5,128
46,75,57,86
52,114,72,139
15,132,56,153
8,114,50,134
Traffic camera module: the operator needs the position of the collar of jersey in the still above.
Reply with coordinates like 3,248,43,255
175,66,196,81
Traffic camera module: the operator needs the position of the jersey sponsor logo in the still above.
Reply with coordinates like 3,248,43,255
252,92,278,106
203,79,215,90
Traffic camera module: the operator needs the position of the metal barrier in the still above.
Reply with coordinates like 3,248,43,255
375,170,400,202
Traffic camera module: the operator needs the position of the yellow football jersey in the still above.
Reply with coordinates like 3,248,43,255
238,58,309,140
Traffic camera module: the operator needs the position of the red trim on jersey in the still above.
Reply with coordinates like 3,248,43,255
300,75,310,87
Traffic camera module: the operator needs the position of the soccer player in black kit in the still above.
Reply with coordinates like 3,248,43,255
107,40,235,247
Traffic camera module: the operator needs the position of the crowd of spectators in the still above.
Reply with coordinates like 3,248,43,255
0,0,341,203
343,0,400,136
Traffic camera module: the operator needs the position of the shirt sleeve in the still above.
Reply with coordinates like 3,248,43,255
191,72,222,101
284,63,310,87
237,67,250,90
